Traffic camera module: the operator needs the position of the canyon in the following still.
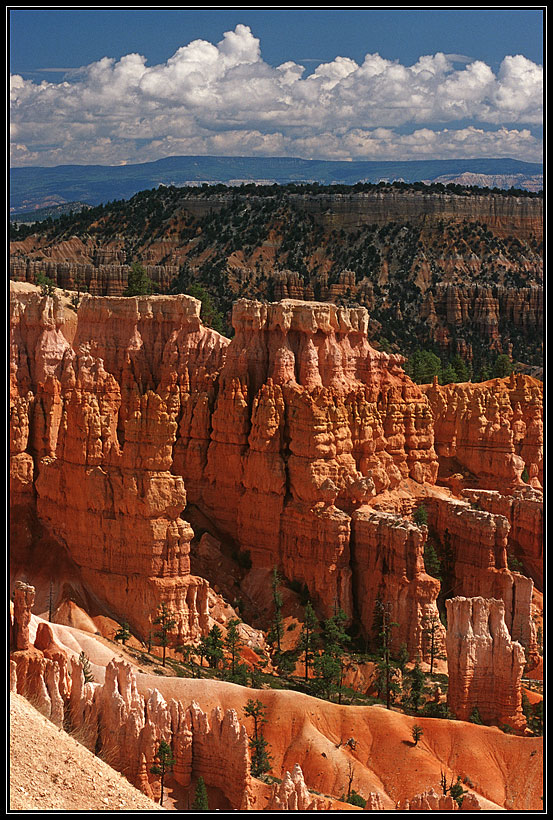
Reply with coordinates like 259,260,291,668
10,186,543,378
9,281,543,810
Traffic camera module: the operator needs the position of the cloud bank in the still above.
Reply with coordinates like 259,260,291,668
10,24,543,166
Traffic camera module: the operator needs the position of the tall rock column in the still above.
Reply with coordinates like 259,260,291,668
445,597,526,731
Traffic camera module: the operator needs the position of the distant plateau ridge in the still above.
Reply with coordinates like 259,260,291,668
10,155,542,213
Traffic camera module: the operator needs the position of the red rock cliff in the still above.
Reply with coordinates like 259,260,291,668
446,597,526,731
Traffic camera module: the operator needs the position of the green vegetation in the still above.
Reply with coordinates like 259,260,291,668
123,261,155,296
413,504,428,526
152,603,177,667
150,739,175,807
78,650,94,683
114,621,131,646
191,776,209,811
411,724,424,746
268,567,284,653
313,607,350,703
244,699,272,777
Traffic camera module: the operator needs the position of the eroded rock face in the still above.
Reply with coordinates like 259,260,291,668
462,488,543,591
268,763,331,811
11,581,35,650
426,497,537,661
10,289,443,648
180,298,438,622
446,597,526,730
422,375,543,491
350,509,445,658
10,289,227,642
67,659,253,808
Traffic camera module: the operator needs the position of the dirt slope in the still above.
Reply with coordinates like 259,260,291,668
10,693,163,811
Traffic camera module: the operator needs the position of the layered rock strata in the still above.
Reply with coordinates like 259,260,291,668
422,375,543,491
183,298,439,628
446,597,526,731
462,488,543,591
350,510,445,658
426,497,537,659
10,287,228,641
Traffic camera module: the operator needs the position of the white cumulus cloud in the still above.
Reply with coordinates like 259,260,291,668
10,25,543,166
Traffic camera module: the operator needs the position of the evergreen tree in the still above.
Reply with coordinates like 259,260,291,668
124,261,155,296
493,353,513,378
224,618,242,678
153,603,177,667
422,611,443,675
243,699,272,776
440,362,458,385
374,600,399,709
150,739,175,807
314,607,350,703
423,538,442,581
405,657,426,712
413,504,428,526
36,271,56,297
411,724,424,746
114,620,131,646
200,624,224,669
78,650,95,683
191,776,209,811
268,567,284,653
297,601,319,682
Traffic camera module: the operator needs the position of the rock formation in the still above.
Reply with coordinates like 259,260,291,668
462,488,543,591
397,788,482,810
446,597,526,731
350,510,445,658
426,498,537,659
267,763,331,810
422,375,543,491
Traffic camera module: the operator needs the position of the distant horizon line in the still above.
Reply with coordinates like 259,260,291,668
10,154,543,171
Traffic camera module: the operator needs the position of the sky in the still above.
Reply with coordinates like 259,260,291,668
9,8,544,168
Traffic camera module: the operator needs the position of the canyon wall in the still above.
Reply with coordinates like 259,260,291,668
426,497,537,661
10,286,542,666
10,621,253,808
446,597,526,731
422,374,543,491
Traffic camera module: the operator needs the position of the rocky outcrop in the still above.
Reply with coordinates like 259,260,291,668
397,788,482,810
267,763,331,810
181,298,438,624
11,581,35,650
350,509,445,658
11,641,253,809
426,497,537,660
446,597,526,730
10,287,229,642
462,488,543,591
422,375,543,491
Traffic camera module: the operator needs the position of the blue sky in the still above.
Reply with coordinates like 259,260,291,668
9,8,543,167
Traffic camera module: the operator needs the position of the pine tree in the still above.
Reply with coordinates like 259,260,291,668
123,261,154,296
374,600,399,710
78,650,94,683
243,699,272,777
406,657,426,712
191,776,209,810
114,621,131,646
153,603,177,667
422,611,443,675
314,607,350,703
411,724,424,746
150,739,175,807
413,504,428,526
297,601,319,682
224,618,242,677
268,567,284,653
